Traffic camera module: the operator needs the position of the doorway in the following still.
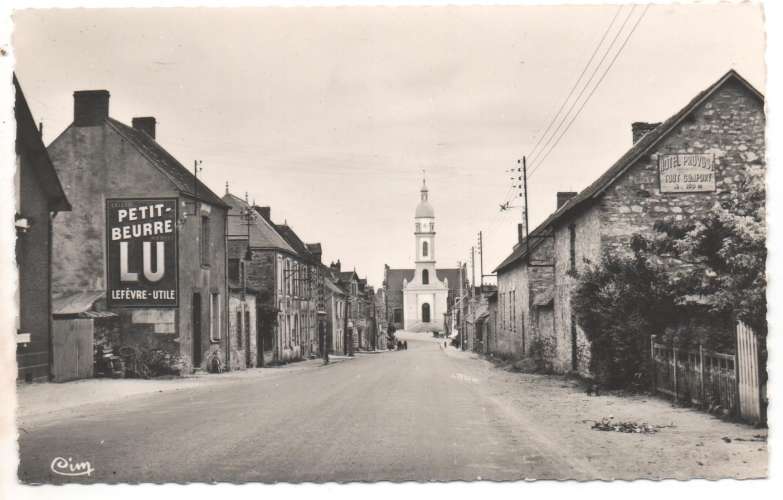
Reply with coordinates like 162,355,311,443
192,293,202,368
422,303,431,323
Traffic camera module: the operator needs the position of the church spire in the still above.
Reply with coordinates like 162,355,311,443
421,170,428,201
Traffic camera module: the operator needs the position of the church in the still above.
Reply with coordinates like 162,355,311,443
383,179,466,333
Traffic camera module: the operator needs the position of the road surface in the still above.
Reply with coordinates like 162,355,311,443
18,332,766,483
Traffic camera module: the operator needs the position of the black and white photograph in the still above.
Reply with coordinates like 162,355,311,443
0,0,778,494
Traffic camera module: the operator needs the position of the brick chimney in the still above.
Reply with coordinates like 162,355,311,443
330,260,341,273
132,117,156,139
632,122,661,144
73,90,110,126
557,191,577,209
254,206,271,222
517,223,525,243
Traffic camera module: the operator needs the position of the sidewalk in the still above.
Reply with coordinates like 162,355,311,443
16,357,352,421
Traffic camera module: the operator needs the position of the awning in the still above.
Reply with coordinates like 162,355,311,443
52,290,117,319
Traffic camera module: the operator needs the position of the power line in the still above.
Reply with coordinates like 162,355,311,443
529,4,650,178
526,5,624,162
528,5,637,168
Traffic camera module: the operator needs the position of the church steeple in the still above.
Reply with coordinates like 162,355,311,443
421,174,428,202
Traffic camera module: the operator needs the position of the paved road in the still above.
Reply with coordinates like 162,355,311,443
18,332,766,483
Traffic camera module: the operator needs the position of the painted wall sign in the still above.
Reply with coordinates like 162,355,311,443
106,198,178,307
659,154,716,193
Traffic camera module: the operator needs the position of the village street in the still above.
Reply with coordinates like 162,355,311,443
17,332,766,484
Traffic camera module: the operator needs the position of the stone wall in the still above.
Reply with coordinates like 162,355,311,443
549,77,764,378
599,79,765,255
48,122,228,375
553,207,600,375
494,237,554,360
228,292,257,370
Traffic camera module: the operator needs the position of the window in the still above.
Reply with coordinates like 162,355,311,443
200,216,210,267
415,222,421,232
244,309,251,344
422,269,429,285
209,292,221,341
422,241,428,257
511,290,516,332
393,308,403,324
569,223,577,272
422,303,431,323
236,309,243,348
228,258,240,282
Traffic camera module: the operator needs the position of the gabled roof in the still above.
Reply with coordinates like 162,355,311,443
493,219,555,273
14,75,71,212
549,69,763,227
223,193,296,254
275,224,316,263
107,118,229,209
494,70,763,273
384,268,464,292
325,276,348,296
338,271,359,284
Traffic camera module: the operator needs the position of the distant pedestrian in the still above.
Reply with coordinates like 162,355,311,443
404,340,408,350
444,341,447,349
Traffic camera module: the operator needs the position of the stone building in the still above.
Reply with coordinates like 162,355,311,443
47,89,229,375
228,281,257,370
493,69,765,375
323,273,347,355
225,193,302,364
14,75,72,382
333,263,361,352
491,200,566,361
274,223,323,359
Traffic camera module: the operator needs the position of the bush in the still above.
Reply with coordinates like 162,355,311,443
571,253,676,388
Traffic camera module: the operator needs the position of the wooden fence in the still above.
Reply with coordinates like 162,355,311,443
736,321,763,424
650,322,764,424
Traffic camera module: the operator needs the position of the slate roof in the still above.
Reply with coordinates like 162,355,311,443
338,271,359,284
107,118,228,209
52,290,116,318
492,69,764,274
325,276,347,296
548,69,763,227
275,224,316,263
14,75,71,212
223,193,296,254
384,268,464,293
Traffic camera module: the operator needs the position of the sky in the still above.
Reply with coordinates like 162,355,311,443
10,3,766,288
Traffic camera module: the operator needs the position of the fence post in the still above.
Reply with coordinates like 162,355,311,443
699,344,705,405
650,334,656,392
672,346,678,402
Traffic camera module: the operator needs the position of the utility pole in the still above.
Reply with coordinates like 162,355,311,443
520,156,531,263
471,246,476,298
478,231,484,294
458,260,464,351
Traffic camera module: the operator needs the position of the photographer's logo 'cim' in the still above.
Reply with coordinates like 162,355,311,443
50,456,94,477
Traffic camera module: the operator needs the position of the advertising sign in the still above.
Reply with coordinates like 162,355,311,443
106,198,178,307
658,154,716,193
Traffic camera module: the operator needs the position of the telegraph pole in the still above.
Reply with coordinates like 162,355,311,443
471,246,476,298
519,156,531,262
478,231,484,294
458,261,464,351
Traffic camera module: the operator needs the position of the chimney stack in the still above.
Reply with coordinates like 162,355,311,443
631,122,661,144
73,90,110,126
132,117,157,139
557,191,578,209
254,206,271,222
517,223,525,243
